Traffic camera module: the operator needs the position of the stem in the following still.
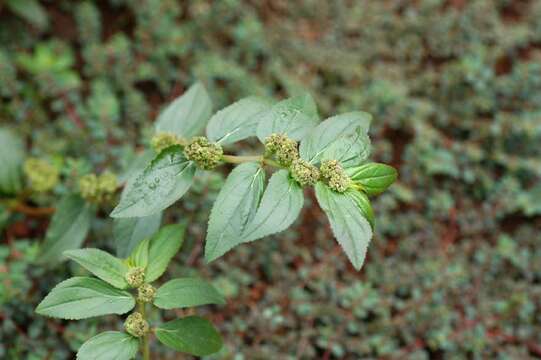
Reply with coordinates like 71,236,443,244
138,301,150,360
221,154,283,168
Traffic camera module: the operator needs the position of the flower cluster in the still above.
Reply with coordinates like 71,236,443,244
137,283,156,303
184,136,223,170
320,160,351,193
23,158,59,193
151,131,182,153
78,172,118,204
124,312,149,337
125,267,145,288
290,159,320,187
264,133,299,166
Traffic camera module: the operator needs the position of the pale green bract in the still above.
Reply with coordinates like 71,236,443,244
154,278,226,309
205,162,265,262
111,146,195,218
256,93,319,142
35,277,135,320
76,331,139,360
299,111,372,164
155,316,223,356
155,82,212,138
39,193,93,265
64,248,129,289
315,183,373,270
206,96,272,145
113,211,162,258
241,170,304,243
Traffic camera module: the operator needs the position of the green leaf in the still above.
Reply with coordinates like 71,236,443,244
113,212,162,258
241,170,304,243
155,82,212,137
315,183,373,270
0,128,25,195
206,96,272,145
205,163,265,262
320,126,371,167
155,316,223,356
64,248,129,289
126,238,150,269
36,277,135,320
146,223,187,282
39,194,93,265
76,331,138,360
299,112,371,163
111,146,195,218
154,278,226,309
5,0,49,30
256,93,319,142
347,190,375,229
347,163,398,195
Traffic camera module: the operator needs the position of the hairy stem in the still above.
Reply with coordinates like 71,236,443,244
138,301,150,360
221,154,283,168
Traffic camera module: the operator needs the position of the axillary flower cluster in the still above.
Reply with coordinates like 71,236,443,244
264,133,351,192
78,172,118,204
124,266,155,337
23,158,59,193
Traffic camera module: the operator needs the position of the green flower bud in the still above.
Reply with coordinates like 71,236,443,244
97,172,118,202
137,284,156,303
124,312,149,337
290,159,320,187
264,133,299,166
184,136,223,170
23,158,59,193
125,267,145,288
151,132,181,153
320,160,351,193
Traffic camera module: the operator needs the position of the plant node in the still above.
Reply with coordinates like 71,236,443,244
23,158,59,193
124,312,149,337
290,159,320,187
264,133,299,166
320,160,351,193
137,283,156,303
184,136,223,170
125,267,145,288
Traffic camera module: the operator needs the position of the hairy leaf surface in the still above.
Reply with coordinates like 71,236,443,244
315,183,373,270
111,146,195,218
206,96,272,144
155,316,223,356
113,212,162,258
154,278,226,309
155,82,212,137
205,163,265,262
76,331,138,360
64,248,129,289
241,170,304,243
36,277,134,319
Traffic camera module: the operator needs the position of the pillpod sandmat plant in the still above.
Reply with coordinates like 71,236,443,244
36,223,225,359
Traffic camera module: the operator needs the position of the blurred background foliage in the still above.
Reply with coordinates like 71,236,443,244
1,0,540,359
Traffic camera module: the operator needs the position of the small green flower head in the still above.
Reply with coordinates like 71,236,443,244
79,172,118,203
124,312,149,337
320,160,351,193
290,159,320,187
137,283,156,303
151,132,181,153
184,136,223,170
125,267,145,288
23,158,59,193
264,133,299,166
78,174,100,202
